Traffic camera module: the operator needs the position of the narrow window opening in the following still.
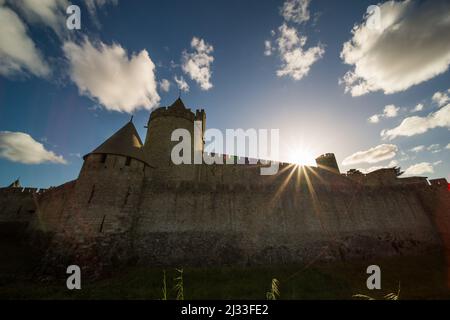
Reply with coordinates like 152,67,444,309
125,157,131,166
99,215,106,233
100,154,107,163
88,185,95,204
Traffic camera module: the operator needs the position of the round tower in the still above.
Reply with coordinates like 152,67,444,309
62,120,150,236
143,98,205,181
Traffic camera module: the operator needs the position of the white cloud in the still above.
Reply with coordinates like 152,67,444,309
181,37,214,90
357,166,384,174
404,162,434,176
85,0,118,13
368,104,400,124
433,160,443,166
381,104,450,140
174,75,189,92
427,144,441,153
388,159,398,167
446,143,450,150
399,151,409,161
411,103,424,113
357,162,398,174
432,89,450,107
281,0,311,24
159,79,170,92
274,23,324,80
0,3,50,77
410,145,425,153
342,144,398,166
383,104,399,118
0,131,66,164
368,114,380,124
264,40,273,56
69,152,81,158
356,160,400,174
340,0,450,96
63,38,160,113
85,0,118,27
9,0,68,36
427,144,440,151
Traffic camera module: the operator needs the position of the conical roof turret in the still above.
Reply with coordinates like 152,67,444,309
7,178,21,188
169,97,187,110
85,120,149,165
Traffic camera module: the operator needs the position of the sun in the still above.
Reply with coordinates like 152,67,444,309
287,147,316,166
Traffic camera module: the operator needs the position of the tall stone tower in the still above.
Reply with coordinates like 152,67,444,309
61,120,150,235
143,98,205,181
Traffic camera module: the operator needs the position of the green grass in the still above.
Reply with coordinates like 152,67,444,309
1,253,449,300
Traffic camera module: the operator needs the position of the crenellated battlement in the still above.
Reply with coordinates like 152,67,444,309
148,98,207,126
0,187,46,194
149,105,196,122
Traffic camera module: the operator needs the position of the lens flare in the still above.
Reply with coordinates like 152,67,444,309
287,147,316,166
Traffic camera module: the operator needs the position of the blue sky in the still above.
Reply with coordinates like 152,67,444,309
0,0,449,188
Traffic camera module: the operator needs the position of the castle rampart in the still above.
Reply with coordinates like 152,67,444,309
0,186,44,225
132,172,442,265
0,98,448,271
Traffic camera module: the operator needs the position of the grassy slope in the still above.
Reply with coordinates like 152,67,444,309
1,240,449,300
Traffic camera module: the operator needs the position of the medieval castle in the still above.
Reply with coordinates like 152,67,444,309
0,98,449,271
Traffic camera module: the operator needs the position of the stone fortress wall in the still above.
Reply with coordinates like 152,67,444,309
0,186,42,225
0,98,449,269
133,170,446,266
